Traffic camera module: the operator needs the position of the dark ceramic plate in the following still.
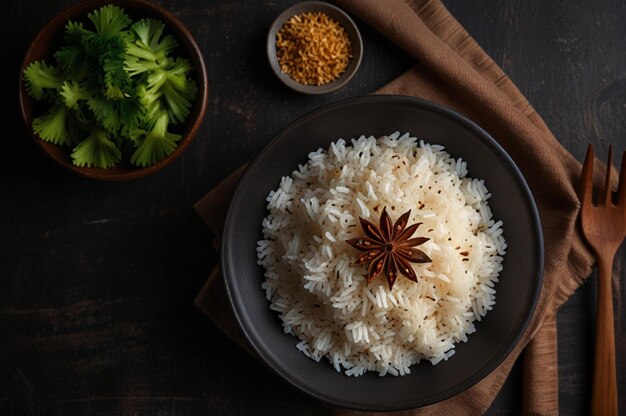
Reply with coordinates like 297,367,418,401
221,95,543,411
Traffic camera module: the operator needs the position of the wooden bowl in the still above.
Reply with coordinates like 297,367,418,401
18,0,208,181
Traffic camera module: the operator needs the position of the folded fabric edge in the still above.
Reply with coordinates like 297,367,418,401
193,165,247,238
194,265,254,355
522,314,559,416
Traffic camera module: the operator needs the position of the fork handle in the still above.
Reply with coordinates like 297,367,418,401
591,253,618,416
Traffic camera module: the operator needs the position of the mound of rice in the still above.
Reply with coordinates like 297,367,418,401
256,132,506,377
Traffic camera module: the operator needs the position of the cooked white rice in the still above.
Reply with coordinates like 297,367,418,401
256,132,506,377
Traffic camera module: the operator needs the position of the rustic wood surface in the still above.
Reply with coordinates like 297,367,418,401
2,0,625,414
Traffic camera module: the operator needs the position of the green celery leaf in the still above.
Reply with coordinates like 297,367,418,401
23,61,64,101
87,95,120,134
118,98,145,135
60,81,94,109
102,35,133,99
160,80,192,124
130,111,180,167
54,21,94,77
136,84,162,124
124,53,165,77
88,4,131,40
33,104,72,146
71,128,121,168
131,18,177,59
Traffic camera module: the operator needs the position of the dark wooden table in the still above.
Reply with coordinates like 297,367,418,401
2,0,625,414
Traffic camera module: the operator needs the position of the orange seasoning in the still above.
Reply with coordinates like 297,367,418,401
276,12,352,86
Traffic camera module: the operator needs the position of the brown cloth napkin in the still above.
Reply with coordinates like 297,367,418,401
195,0,596,414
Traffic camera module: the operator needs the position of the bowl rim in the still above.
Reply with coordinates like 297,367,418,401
266,0,363,95
221,94,544,411
17,0,209,181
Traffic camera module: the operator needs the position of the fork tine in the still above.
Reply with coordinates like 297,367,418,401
618,151,626,205
604,145,613,206
580,143,595,207
604,145,613,205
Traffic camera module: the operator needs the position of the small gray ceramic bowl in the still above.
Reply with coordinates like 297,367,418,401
267,1,363,95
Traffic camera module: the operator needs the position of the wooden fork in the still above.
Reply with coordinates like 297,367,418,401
579,144,625,416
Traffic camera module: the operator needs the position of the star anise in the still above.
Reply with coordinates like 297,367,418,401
346,207,432,290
